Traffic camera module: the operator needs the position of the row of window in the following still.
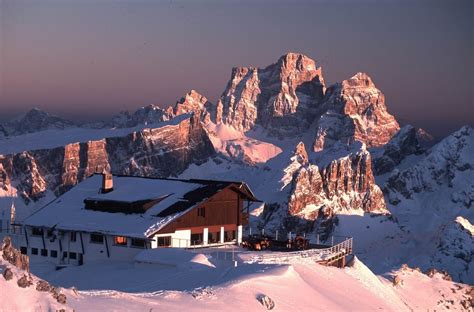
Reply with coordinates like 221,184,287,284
29,228,146,248
21,247,80,260
190,230,236,245
87,233,146,248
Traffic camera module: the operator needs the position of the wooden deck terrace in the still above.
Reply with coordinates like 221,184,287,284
246,237,353,268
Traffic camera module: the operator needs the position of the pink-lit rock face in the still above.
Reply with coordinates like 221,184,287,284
216,53,326,133
173,90,211,116
172,90,213,124
288,145,386,221
313,72,400,151
0,115,215,202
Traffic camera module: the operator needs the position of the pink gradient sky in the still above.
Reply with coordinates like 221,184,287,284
0,0,472,137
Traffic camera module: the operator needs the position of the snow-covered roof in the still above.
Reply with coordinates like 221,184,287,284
22,175,254,239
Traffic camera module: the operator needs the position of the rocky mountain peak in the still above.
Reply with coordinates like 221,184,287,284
342,72,375,88
293,142,309,166
0,108,75,137
313,72,400,151
109,104,171,128
216,52,326,133
174,90,211,116
275,52,322,79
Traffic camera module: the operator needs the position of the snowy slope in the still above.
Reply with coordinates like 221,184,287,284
4,251,470,311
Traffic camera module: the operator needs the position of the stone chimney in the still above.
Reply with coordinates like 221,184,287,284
101,172,114,194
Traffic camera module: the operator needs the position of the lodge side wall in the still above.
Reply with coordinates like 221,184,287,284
157,187,245,234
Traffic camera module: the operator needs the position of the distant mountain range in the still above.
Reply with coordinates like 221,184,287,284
0,52,472,283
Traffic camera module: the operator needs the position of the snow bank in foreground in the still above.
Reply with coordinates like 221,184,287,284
3,250,472,311
135,248,215,269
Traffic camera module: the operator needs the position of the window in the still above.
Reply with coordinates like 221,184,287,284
20,247,27,255
114,236,128,246
224,230,236,242
157,236,171,247
191,233,203,246
50,250,58,258
41,249,48,257
197,207,205,217
31,227,43,236
131,238,146,248
208,232,219,244
69,252,77,260
90,233,104,244
63,251,68,259
31,248,38,255
70,232,77,242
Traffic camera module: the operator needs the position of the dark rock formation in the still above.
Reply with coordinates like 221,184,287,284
257,294,275,310
36,280,52,292
373,125,425,175
2,268,13,281
17,274,33,288
1,237,29,272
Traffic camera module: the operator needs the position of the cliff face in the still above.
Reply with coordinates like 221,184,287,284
0,115,215,203
385,126,473,207
288,143,387,221
216,53,326,133
373,125,428,175
313,73,400,151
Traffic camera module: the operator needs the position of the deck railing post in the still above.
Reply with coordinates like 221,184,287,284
249,227,252,236
276,230,278,240
331,236,334,246
262,228,264,236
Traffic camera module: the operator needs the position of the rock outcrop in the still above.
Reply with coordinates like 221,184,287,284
1,236,68,307
313,73,400,151
107,104,172,129
216,53,326,134
2,237,29,272
385,126,473,206
288,143,387,221
174,90,211,116
434,217,474,283
0,114,215,202
373,125,425,175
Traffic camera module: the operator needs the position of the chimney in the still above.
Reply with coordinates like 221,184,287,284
101,172,114,194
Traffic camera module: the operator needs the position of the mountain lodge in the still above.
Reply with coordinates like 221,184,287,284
20,174,259,265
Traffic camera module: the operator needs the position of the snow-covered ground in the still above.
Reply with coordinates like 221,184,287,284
2,247,471,311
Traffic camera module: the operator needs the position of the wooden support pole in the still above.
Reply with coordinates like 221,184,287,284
79,232,85,255
104,235,110,258
24,227,29,247
41,230,46,249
